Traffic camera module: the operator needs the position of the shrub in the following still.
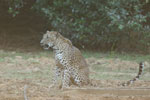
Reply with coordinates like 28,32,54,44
5,0,150,52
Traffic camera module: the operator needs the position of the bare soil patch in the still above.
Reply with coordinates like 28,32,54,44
0,79,150,100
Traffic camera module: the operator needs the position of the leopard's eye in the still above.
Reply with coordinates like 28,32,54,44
44,35,49,39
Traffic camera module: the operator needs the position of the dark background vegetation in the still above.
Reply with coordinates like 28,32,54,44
0,0,150,53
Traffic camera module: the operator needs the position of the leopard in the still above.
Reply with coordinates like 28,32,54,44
40,31,144,89
40,31,89,89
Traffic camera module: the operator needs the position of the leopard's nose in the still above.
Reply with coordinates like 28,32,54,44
44,44,49,48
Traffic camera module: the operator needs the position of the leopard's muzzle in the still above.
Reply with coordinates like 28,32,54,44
40,43,50,50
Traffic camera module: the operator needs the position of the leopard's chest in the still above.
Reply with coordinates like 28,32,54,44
55,53,67,65
55,53,63,60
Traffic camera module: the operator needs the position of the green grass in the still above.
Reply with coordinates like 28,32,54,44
1,50,149,62
82,51,150,80
0,50,53,60
83,51,150,62
0,50,150,81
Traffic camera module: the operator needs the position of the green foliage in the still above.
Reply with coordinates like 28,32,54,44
139,29,150,51
4,0,150,51
7,0,24,17
32,0,149,50
8,7,19,17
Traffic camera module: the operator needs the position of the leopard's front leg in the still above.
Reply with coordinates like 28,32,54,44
62,69,71,89
49,66,63,89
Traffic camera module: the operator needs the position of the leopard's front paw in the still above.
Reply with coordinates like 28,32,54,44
49,84,62,90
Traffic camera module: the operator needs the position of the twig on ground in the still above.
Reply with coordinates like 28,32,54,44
24,85,28,100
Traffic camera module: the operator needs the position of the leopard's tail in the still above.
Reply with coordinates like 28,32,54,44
121,62,144,86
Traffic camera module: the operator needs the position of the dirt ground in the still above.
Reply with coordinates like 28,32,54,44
0,53,150,100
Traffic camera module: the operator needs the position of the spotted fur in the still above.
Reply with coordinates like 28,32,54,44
40,31,89,89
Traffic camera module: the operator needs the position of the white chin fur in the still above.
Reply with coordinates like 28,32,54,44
43,43,52,50
48,43,53,47
44,47,49,50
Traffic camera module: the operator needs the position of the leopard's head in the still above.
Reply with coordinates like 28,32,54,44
40,31,59,50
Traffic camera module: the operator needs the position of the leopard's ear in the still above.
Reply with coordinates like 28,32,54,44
45,30,50,37
46,30,50,33
56,32,61,38
47,31,51,37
